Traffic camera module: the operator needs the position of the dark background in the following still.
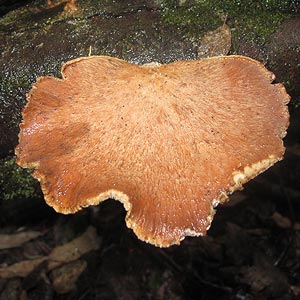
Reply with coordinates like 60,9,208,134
0,1,300,299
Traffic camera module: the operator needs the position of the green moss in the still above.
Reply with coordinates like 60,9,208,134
0,157,40,201
161,1,222,38
161,0,296,43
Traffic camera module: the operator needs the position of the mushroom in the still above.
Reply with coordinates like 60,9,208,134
15,55,290,247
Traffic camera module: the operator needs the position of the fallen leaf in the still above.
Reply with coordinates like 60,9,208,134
51,260,87,294
197,24,231,58
64,0,78,11
272,212,292,229
48,226,100,269
0,258,47,279
0,230,43,250
0,226,100,279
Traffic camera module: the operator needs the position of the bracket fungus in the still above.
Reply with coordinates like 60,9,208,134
15,55,290,247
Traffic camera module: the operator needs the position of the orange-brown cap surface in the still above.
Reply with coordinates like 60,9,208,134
15,55,290,247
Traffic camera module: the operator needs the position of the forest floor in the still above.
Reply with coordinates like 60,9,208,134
1,1,300,299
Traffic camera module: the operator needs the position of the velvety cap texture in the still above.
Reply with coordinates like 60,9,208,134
16,55,290,247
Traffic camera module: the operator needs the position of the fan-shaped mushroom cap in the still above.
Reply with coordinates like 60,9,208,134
15,55,289,247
